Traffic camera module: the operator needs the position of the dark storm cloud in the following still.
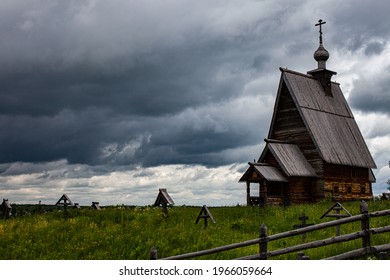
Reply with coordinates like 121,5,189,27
330,1,390,52
325,1,390,120
133,106,264,167
0,0,283,167
349,66,390,116
0,29,244,117
0,0,389,171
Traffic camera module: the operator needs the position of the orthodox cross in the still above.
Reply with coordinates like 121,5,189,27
315,19,326,45
293,213,314,242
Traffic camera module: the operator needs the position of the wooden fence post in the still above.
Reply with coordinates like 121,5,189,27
150,247,158,260
360,200,370,251
259,223,268,260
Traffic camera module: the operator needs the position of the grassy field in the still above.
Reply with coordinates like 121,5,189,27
0,199,389,260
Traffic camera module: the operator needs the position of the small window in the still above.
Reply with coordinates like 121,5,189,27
361,185,366,194
347,185,352,194
333,184,339,194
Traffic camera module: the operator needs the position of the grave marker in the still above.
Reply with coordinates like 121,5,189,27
320,202,352,236
195,205,216,228
1,199,12,219
55,194,73,213
153,188,174,217
91,202,101,210
293,213,314,242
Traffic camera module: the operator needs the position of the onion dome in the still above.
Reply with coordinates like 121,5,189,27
314,44,329,64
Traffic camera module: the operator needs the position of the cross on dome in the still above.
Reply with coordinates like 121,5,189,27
313,19,329,69
315,19,326,45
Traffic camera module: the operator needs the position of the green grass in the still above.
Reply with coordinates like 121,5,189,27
0,200,389,260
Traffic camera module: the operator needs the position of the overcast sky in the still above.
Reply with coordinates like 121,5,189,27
1,0,389,206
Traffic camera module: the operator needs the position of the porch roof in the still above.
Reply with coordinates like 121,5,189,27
239,163,288,183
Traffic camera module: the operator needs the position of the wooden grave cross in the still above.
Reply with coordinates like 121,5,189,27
91,202,101,210
1,199,12,220
320,202,352,236
153,188,174,218
55,194,73,213
293,213,314,242
195,205,216,228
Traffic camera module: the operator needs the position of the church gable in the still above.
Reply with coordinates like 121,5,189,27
281,68,376,169
268,67,376,169
268,78,304,140
283,70,352,118
267,76,319,166
268,79,309,140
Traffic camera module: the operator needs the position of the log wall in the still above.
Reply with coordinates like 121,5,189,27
323,164,373,201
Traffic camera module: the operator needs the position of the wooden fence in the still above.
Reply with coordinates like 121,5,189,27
151,201,390,260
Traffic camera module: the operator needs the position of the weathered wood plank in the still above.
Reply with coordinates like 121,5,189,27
269,231,364,258
324,244,390,260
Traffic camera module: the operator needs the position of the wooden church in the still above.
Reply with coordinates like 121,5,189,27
239,20,376,206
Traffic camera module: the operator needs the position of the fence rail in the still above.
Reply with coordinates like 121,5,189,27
152,201,390,260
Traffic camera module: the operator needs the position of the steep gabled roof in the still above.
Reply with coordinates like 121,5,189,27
239,163,288,183
268,68,376,169
260,141,317,177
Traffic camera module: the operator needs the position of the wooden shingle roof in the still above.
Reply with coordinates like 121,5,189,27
283,69,352,117
261,141,318,177
278,68,376,169
239,163,288,183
